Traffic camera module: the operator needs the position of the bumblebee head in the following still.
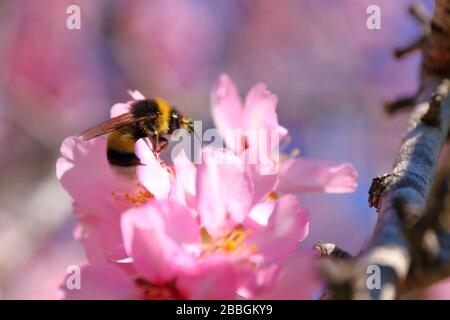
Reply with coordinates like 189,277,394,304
168,109,193,135
170,110,201,145
181,116,194,134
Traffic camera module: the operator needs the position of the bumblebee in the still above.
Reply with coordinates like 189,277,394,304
80,98,194,167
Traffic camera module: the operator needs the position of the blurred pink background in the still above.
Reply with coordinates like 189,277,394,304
1,0,447,299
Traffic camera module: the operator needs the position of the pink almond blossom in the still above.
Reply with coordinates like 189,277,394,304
60,143,320,299
56,91,172,263
57,136,171,263
56,84,346,300
211,74,358,194
62,193,316,299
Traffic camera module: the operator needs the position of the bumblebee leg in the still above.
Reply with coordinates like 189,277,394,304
149,133,160,159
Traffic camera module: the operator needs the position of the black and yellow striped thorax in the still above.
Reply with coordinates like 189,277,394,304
106,98,176,167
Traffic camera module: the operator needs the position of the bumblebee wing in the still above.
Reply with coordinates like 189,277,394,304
79,113,137,140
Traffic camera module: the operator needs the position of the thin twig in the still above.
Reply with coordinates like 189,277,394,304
321,0,450,299
314,241,353,260
384,96,416,115
394,2,431,60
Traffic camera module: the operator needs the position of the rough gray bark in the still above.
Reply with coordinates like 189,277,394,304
317,1,450,299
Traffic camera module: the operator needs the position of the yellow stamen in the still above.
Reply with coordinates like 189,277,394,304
200,227,213,244
124,190,153,204
201,225,255,255
267,191,279,201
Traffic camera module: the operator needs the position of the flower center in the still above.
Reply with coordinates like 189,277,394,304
135,278,183,300
201,225,256,255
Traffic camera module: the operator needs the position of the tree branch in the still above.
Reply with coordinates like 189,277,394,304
394,2,431,60
319,0,450,299
314,241,353,260
384,96,416,115
397,161,450,295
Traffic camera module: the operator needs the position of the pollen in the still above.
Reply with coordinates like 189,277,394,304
135,278,183,300
201,225,255,255
111,187,154,204
124,190,154,204
267,191,279,201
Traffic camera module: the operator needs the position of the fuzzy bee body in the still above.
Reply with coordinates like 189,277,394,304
80,98,193,168
106,129,142,167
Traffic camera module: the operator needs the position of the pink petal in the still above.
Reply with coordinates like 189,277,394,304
129,227,180,282
56,136,139,216
127,89,146,100
121,201,199,283
171,149,196,208
196,148,254,236
247,194,309,262
278,125,289,142
177,257,239,299
155,201,200,245
110,103,130,118
237,263,279,298
135,139,171,199
243,83,282,152
77,213,128,264
246,202,276,232
256,249,322,300
61,264,137,300
210,74,246,153
427,278,450,299
241,149,278,203
276,157,358,194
